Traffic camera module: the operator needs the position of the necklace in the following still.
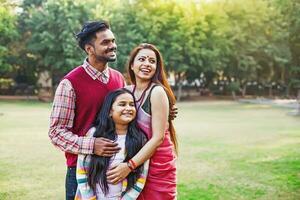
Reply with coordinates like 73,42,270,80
133,83,152,111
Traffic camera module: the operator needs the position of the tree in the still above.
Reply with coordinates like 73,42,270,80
20,0,91,100
0,0,18,76
2,0,297,100
278,0,300,112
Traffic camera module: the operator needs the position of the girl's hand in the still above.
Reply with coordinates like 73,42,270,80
106,163,131,184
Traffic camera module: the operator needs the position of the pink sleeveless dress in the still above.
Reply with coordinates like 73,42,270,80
135,86,177,200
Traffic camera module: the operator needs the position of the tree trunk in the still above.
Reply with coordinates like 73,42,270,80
269,86,273,98
231,91,237,101
297,89,300,115
285,84,290,97
241,85,247,97
37,70,53,102
175,72,184,101
177,83,183,102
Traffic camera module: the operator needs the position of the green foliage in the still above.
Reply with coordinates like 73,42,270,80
0,78,14,89
24,0,91,76
227,81,240,92
1,0,300,95
221,0,288,88
0,0,18,75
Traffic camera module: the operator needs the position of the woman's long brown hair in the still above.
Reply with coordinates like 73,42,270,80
126,43,178,154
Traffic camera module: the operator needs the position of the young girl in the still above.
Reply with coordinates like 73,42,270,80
75,88,149,200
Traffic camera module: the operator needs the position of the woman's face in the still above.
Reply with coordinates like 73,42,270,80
110,93,136,125
131,48,157,81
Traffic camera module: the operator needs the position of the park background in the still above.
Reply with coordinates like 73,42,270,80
0,0,299,199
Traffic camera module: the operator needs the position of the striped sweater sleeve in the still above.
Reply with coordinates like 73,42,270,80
75,127,97,200
121,159,149,200
75,154,96,200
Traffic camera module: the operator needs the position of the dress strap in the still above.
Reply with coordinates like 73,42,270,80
133,83,152,111
141,84,160,115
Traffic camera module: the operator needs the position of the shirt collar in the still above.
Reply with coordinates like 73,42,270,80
82,58,110,82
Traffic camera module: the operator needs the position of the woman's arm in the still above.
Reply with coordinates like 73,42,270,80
107,86,169,184
120,159,149,200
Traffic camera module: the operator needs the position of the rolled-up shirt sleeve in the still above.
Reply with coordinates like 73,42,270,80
48,79,95,155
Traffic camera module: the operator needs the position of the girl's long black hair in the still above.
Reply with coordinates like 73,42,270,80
86,88,147,195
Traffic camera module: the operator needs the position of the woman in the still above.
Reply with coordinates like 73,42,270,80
75,88,149,200
107,43,178,199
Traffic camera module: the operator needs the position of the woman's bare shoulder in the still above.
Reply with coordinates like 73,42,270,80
150,85,168,102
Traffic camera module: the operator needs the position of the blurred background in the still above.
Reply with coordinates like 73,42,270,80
0,0,299,199
0,0,300,102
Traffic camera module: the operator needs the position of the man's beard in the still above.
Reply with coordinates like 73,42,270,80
95,54,116,62
95,48,117,62
107,56,117,62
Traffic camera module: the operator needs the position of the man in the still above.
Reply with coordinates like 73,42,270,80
48,20,124,200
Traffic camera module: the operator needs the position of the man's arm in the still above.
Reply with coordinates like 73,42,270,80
48,79,95,154
49,79,120,156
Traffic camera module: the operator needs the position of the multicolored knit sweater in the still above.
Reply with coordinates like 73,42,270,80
75,127,149,200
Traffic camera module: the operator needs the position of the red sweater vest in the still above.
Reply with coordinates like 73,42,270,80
64,66,125,167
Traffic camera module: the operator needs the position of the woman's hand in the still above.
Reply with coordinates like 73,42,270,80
169,104,178,120
106,163,131,184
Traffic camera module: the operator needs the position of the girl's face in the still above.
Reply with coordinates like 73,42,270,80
131,48,157,81
110,93,136,125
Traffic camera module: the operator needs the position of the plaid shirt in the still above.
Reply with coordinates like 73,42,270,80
48,59,110,155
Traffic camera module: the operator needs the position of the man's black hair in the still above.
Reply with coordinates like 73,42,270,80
76,20,110,52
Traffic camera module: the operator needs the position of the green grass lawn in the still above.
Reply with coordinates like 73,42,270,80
0,100,299,200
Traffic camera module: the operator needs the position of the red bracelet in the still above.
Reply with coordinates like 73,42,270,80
129,159,137,169
127,161,135,171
